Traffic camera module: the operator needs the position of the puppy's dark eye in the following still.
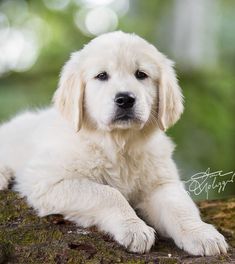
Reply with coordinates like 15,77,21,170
95,72,109,81
135,70,148,80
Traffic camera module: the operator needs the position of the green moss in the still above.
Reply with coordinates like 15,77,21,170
123,261,145,264
0,241,14,263
159,258,179,264
0,228,60,246
0,190,234,263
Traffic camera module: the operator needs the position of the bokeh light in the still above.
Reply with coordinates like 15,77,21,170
74,0,129,36
109,0,129,17
0,1,51,76
0,12,9,39
0,0,28,24
0,28,40,75
74,7,118,36
74,0,113,8
85,7,118,35
43,0,71,11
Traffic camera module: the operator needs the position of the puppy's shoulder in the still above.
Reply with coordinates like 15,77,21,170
146,131,176,159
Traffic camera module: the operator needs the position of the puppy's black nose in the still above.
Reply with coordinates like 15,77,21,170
114,92,136,109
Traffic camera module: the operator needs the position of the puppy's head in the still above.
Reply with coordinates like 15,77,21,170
53,31,183,132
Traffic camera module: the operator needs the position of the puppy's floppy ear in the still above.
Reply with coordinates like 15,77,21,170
157,58,184,131
53,52,84,132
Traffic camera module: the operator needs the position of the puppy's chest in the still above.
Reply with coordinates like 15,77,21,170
87,146,156,200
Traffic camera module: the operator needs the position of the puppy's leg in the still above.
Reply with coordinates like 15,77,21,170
16,173,155,253
138,182,228,256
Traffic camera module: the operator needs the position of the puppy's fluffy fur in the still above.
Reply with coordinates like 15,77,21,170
0,31,228,255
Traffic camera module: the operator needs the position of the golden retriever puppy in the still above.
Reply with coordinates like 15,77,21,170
0,31,228,255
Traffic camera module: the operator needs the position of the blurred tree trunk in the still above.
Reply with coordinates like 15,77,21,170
169,0,219,69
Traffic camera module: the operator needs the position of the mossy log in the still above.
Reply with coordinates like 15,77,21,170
0,190,234,263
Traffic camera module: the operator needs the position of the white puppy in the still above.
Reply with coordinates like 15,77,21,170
0,31,228,255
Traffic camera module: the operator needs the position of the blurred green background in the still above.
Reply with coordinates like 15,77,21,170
0,0,234,200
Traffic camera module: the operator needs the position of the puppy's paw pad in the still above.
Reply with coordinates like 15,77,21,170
117,219,155,253
178,223,228,256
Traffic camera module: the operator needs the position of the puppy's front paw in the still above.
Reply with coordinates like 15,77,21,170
176,223,228,256
115,219,155,253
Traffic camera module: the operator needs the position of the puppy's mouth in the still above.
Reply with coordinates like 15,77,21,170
113,113,135,122
111,109,143,126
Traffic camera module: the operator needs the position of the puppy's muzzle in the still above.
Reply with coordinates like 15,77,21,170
113,92,136,122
